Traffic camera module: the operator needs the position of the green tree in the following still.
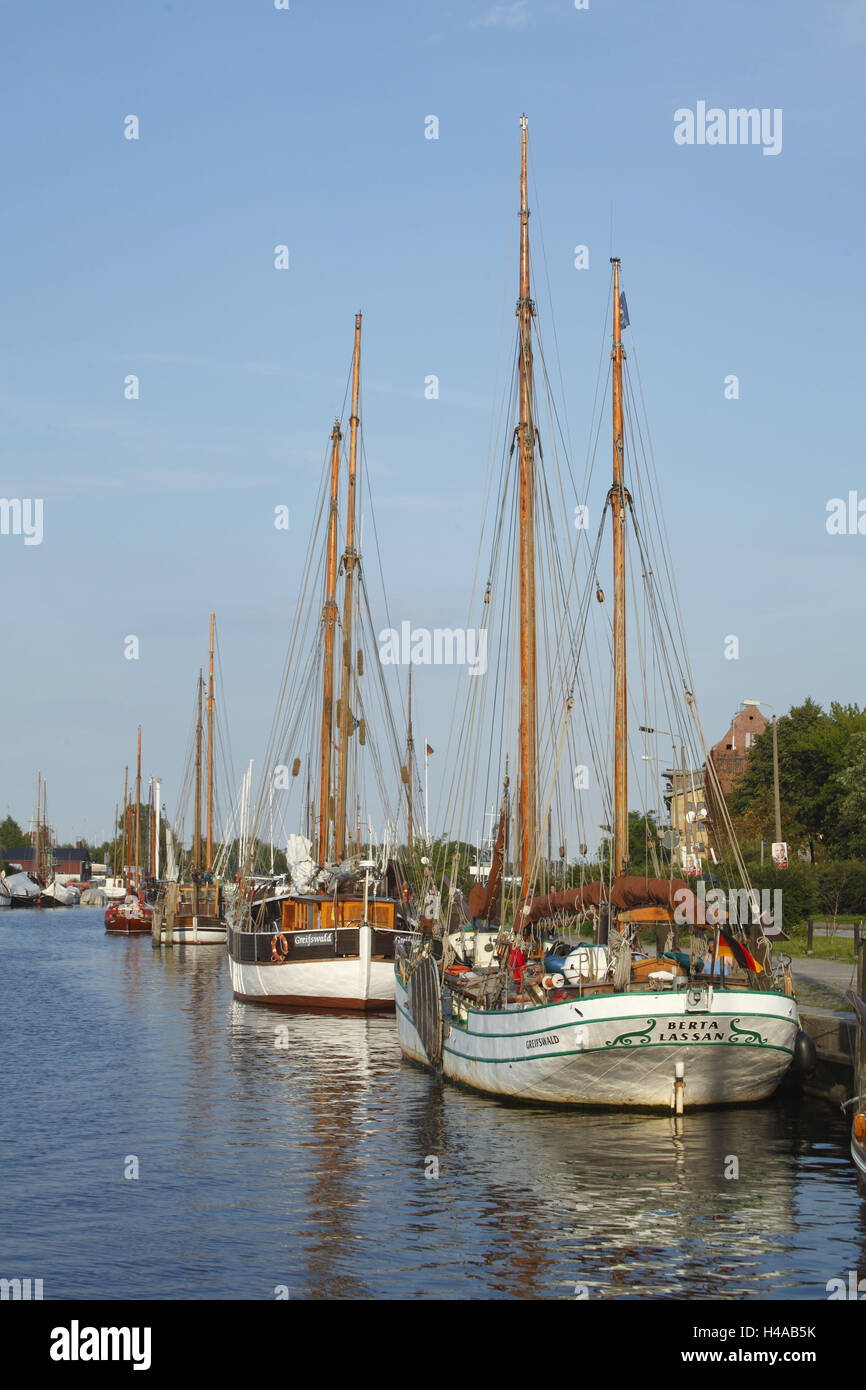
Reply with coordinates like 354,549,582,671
731,699,866,861
827,731,866,858
0,815,28,849
599,811,666,875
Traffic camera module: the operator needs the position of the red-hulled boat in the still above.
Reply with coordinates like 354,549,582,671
104,893,153,935
105,727,152,934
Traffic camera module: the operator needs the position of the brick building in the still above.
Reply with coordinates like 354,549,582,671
709,706,769,798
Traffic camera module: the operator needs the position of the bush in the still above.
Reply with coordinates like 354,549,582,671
813,860,866,916
747,858,817,929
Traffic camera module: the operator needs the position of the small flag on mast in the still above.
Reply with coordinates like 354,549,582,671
426,744,434,756
619,291,630,330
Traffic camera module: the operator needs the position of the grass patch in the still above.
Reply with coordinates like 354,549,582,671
785,926,858,963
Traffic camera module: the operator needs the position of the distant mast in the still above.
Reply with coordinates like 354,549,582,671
134,727,142,895
406,662,414,854
336,313,362,860
35,772,42,882
610,258,628,875
122,765,129,890
517,115,538,890
194,673,203,878
318,419,342,863
206,614,215,873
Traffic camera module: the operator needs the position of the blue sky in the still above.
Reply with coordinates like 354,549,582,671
1,0,863,845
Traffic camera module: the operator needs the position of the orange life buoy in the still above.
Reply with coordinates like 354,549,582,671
271,933,289,961
854,1112,866,1143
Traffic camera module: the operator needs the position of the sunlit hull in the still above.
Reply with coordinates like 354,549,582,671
230,922,416,1011
104,900,153,934
395,968,798,1108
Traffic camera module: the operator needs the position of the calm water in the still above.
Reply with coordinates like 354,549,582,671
1,907,863,1300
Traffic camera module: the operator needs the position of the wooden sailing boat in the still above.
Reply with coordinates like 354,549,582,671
37,775,80,907
396,118,800,1108
228,313,418,1010
105,728,153,934
154,621,225,946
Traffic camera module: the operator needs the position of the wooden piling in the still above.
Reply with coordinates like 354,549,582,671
806,918,813,954
165,883,176,948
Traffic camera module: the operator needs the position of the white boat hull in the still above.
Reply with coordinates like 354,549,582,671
230,923,397,1011
3,871,42,905
42,881,80,907
395,969,799,1108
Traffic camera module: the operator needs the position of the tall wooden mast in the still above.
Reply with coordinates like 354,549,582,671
35,772,41,881
517,115,538,889
122,765,128,888
318,420,342,863
610,258,628,875
194,674,203,876
134,727,142,894
206,613,215,872
336,313,362,860
407,662,414,854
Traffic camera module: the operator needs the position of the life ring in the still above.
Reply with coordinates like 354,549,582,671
271,933,289,961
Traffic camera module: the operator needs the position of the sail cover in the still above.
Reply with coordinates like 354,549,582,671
519,875,691,926
468,800,507,923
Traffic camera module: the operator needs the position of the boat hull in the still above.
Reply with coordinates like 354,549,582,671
41,882,80,907
229,922,417,1011
395,969,799,1108
104,901,153,934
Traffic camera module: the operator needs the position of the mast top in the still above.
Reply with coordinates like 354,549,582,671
520,113,527,130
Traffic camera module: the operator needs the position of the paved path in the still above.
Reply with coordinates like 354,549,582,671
790,954,859,1010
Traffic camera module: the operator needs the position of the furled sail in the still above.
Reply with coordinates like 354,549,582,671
468,799,507,923
519,875,691,926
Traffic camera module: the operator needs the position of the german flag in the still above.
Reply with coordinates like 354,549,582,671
719,929,762,973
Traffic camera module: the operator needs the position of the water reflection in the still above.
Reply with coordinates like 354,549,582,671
1,908,862,1299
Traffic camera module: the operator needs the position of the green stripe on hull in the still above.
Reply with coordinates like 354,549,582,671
442,1038,796,1065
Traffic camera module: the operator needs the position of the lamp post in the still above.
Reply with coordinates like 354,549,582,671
742,700,782,849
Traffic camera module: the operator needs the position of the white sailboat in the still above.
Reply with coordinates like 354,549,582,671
40,880,80,907
154,617,227,947
3,870,41,905
228,313,419,1010
396,118,799,1109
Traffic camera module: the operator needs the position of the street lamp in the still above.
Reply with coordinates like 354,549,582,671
742,700,782,849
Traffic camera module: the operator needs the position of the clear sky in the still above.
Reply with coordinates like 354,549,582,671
1,0,863,846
